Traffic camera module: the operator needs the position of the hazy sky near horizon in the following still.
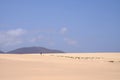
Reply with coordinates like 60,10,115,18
0,0,120,52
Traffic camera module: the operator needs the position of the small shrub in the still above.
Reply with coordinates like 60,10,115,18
108,61,114,63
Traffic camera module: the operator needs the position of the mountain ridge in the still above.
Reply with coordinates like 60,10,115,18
7,46,64,54
0,50,4,53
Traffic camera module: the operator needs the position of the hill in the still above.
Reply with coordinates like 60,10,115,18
7,47,64,54
0,50,4,53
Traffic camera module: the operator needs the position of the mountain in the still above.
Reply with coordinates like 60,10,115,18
0,50,4,53
7,47,64,54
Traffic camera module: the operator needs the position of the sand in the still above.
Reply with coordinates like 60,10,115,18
0,53,120,80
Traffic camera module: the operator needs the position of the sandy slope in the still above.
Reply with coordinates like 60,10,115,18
0,53,120,80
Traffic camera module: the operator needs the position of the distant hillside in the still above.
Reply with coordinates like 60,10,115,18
0,50,4,53
7,47,64,54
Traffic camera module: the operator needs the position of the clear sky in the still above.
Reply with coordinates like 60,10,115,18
0,0,120,52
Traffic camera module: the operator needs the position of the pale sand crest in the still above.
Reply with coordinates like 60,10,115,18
0,53,120,80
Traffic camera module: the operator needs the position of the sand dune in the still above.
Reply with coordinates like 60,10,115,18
0,53,120,80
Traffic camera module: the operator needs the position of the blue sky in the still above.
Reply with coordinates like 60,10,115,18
0,0,120,52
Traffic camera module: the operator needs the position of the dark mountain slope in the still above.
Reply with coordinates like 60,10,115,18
7,47,64,54
0,50,4,53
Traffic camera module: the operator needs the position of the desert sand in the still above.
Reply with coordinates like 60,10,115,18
0,53,120,80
